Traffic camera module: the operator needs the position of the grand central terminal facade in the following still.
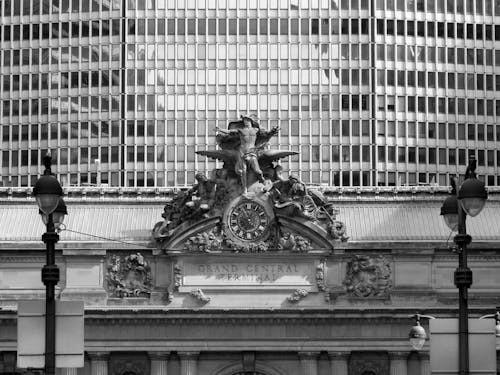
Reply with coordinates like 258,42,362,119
1,184,499,375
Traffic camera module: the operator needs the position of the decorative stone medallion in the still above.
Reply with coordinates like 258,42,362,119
106,253,153,298
343,255,392,298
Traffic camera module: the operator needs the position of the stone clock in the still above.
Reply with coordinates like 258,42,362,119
223,196,275,244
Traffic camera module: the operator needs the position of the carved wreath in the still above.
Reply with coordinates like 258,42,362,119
343,255,392,298
107,253,153,298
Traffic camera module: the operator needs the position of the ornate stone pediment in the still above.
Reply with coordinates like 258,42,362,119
151,116,348,254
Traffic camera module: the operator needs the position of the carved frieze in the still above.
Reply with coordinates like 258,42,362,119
109,353,149,375
278,233,312,252
106,253,152,298
180,219,321,254
343,255,392,298
184,229,223,253
349,355,389,375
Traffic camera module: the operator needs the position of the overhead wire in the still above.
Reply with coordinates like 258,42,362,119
59,224,153,249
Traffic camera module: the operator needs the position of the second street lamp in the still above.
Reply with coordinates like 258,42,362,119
33,154,67,375
408,314,436,350
440,156,487,375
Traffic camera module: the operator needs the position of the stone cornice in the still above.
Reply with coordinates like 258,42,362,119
2,307,499,331
2,245,499,254
2,186,500,202
1,306,496,322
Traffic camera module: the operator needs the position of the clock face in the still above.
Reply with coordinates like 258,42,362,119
227,200,270,241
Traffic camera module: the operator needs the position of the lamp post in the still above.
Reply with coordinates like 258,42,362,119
440,156,487,375
32,154,67,375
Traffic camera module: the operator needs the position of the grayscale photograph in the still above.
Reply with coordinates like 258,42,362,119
0,0,499,374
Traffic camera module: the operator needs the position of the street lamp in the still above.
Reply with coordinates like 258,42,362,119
408,314,435,350
439,156,487,375
409,311,500,350
32,154,67,375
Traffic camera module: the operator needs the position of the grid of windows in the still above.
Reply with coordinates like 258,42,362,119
1,0,499,187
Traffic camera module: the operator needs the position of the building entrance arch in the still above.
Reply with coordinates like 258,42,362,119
212,361,285,375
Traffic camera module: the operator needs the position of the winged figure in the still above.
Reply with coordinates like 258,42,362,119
196,116,297,192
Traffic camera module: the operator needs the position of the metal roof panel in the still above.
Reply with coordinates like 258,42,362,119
0,199,499,244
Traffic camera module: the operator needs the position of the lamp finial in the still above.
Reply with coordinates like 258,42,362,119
43,153,53,176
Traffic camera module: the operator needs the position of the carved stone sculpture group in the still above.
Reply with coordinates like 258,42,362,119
151,115,348,253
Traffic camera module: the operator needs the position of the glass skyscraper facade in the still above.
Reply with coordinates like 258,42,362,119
1,0,500,188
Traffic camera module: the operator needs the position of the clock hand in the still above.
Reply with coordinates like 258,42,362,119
238,212,246,223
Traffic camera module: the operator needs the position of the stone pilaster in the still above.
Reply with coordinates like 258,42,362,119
88,352,109,375
179,352,199,375
419,351,430,375
149,352,169,375
328,352,349,375
299,352,319,375
389,352,408,375
61,369,78,375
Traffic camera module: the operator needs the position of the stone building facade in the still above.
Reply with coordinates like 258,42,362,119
0,187,499,375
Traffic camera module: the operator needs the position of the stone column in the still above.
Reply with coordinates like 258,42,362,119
389,352,408,375
419,351,430,375
61,369,78,375
299,352,319,375
88,352,109,375
149,352,169,375
328,352,349,375
179,352,198,375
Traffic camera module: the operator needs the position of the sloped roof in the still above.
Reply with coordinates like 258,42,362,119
0,187,499,247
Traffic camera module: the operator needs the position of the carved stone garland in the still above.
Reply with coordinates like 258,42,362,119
316,259,330,302
190,289,211,304
106,253,153,298
343,255,392,298
287,289,309,302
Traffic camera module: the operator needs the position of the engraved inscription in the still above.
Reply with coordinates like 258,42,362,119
197,263,300,283
181,260,315,288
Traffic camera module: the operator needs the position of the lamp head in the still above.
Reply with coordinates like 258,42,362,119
39,199,67,230
458,156,487,217
458,178,487,217
409,322,427,350
32,153,63,215
409,314,428,350
440,195,459,232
